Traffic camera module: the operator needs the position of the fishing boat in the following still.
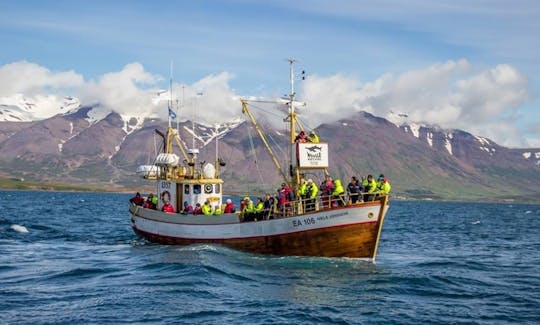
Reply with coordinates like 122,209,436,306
129,60,390,261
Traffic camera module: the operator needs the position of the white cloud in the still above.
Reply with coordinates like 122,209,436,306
80,62,159,118
0,61,83,96
177,72,240,125
0,60,535,147
299,60,531,147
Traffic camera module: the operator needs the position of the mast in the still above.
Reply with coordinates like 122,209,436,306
287,58,297,146
239,60,306,186
241,100,289,183
168,61,174,129
287,59,303,186
165,61,187,158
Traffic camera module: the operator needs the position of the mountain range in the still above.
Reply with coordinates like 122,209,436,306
0,94,539,202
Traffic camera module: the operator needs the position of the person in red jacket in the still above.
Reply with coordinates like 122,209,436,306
161,201,175,213
224,199,236,213
129,192,144,206
193,203,202,215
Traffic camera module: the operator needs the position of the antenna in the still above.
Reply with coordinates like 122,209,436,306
168,61,173,127
215,123,219,166
287,58,297,99
192,92,203,150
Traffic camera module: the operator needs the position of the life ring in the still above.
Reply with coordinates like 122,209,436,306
204,184,213,194
161,190,171,203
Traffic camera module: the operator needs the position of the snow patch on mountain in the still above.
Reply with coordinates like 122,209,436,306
120,115,145,135
405,123,421,138
426,132,433,147
184,118,244,148
474,135,497,155
445,132,453,155
0,93,80,121
86,105,112,125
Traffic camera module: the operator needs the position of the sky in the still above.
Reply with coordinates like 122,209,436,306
0,0,539,147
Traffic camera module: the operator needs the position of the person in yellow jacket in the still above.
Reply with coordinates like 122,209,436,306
297,178,307,198
202,200,213,215
254,197,265,220
376,174,391,195
307,131,319,143
306,179,319,211
332,178,345,206
213,205,222,215
363,175,378,201
243,197,256,222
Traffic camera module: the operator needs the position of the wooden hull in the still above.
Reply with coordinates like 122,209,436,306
130,196,389,260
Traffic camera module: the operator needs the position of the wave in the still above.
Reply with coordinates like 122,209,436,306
10,224,28,233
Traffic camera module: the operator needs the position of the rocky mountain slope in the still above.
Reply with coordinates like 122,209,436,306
0,103,538,202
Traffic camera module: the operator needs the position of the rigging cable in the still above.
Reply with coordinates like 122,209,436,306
248,102,290,172
246,121,268,191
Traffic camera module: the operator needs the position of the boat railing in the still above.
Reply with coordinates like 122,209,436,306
239,192,388,222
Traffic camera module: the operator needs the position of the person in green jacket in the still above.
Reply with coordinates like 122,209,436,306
213,205,222,215
297,178,307,198
363,175,378,201
305,179,319,212
202,200,213,216
307,131,319,143
376,174,391,195
332,179,345,207
243,197,256,222
254,197,265,220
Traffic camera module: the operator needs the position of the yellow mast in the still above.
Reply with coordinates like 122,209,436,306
161,64,195,180
240,59,310,190
241,100,288,183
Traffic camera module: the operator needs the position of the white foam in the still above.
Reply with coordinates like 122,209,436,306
11,224,29,233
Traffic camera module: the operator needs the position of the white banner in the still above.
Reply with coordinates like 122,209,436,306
295,142,329,168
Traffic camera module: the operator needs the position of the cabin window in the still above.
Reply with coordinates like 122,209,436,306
184,184,190,194
204,184,213,194
193,184,201,194
215,184,221,194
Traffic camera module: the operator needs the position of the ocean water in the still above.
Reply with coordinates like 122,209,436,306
1,190,539,324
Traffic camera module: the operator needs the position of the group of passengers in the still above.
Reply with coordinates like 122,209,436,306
179,199,236,216
343,174,392,205
129,192,177,214
294,130,319,143
241,193,277,222
238,173,391,222
130,173,391,219
130,192,159,210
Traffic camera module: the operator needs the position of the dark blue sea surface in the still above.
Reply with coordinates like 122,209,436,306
1,190,539,324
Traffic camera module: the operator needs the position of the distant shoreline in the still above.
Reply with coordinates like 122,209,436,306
1,177,538,204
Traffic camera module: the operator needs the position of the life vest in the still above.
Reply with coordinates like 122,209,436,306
307,182,319,199
202,203,212,215
332,179,345,196
244,201,255,213
366,179,378,193
255,201,264,213
378,180,391,194
307,133,319,143
298,181,307,197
